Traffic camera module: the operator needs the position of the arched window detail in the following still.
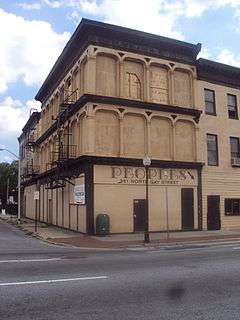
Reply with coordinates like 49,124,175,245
124,60,143,100
125,72,141,99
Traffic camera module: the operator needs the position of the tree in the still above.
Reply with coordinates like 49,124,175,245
0,161,18,208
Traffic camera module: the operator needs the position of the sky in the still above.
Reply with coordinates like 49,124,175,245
0,0,240,162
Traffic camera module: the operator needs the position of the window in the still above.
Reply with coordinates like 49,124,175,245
225,198,240,215
204,89,216,115
227,94,238,119
230,137,240,158
207,134,218,166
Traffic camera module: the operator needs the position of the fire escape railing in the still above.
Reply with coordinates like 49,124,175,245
59,89,78,114
22,163,40,178
51,144,77,164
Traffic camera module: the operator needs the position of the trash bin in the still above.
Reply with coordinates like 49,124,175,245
96,213,110,235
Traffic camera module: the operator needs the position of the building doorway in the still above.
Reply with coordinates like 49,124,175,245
207,195,221,230
133,199,147,232
181,188,194,230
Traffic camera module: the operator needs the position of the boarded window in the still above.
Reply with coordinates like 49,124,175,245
96,55,117,96
95,111,119,155
173,70,192,107
123,114,145,156
175,121,195,161
150,117,172,159
150,66,168,104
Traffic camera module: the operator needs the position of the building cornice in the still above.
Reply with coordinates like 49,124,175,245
35,18,201,103
197,58,240,89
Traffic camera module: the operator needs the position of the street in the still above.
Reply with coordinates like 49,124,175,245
1,221,240,319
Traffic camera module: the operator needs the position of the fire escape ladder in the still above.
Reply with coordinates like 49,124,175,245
48,89,77,189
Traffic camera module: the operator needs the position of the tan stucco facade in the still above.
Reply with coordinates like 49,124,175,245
94,165,199,233
21,19,240,234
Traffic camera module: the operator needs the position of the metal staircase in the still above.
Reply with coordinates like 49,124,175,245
46,88,78,189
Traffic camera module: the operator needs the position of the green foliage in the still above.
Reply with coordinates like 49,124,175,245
0,161,18,206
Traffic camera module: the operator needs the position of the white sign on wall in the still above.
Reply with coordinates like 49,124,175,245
74,185,85,204
34,191,39,200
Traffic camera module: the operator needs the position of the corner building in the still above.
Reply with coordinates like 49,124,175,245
20,19,240,234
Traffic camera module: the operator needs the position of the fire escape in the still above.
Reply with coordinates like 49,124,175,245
46,86,78,189
22,130,39,179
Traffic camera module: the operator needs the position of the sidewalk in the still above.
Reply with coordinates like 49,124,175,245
2,214,240,249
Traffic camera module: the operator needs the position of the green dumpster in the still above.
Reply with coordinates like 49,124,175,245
96,213,110,235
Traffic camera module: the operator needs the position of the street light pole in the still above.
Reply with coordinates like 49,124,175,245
0,148,21,224
143,156,151,244
17,157,21,224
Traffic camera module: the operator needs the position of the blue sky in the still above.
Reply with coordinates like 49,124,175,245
0,0,240,162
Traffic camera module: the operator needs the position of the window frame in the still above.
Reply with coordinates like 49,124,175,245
230,137,240,159
227,94,238,120
225,198,240,216
207,133,219,166
204,89,216,116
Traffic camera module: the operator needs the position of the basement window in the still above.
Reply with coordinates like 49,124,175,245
225,198,240,215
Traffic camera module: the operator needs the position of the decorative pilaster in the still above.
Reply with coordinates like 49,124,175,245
119,116,124,156
119,60,125,98
85,104,95,154
195,125,201,162
169,69,174,105
146,119,151,156
172,123,176,160
145,64,150,102
85,49,96,94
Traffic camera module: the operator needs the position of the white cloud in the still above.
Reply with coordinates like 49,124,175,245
19,2,41,10
0,8,70,94
197,46,210,59
42,0,62,8
1,96,23,108
0,96,41,136
67,0,240,37
68,0,185,39
217,49,240,67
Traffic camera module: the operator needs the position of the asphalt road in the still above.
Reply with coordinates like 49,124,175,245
1,221,240,320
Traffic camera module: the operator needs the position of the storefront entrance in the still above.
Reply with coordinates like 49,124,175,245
133,199,147,232
181,188,194,230
207,195,221,230
94,165,200,233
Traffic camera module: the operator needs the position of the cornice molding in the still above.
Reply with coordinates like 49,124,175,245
35,19,201,103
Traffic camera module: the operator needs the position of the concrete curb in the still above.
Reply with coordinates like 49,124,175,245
2,216,240,251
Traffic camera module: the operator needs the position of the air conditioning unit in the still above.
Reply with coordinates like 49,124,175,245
231,157,240,167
